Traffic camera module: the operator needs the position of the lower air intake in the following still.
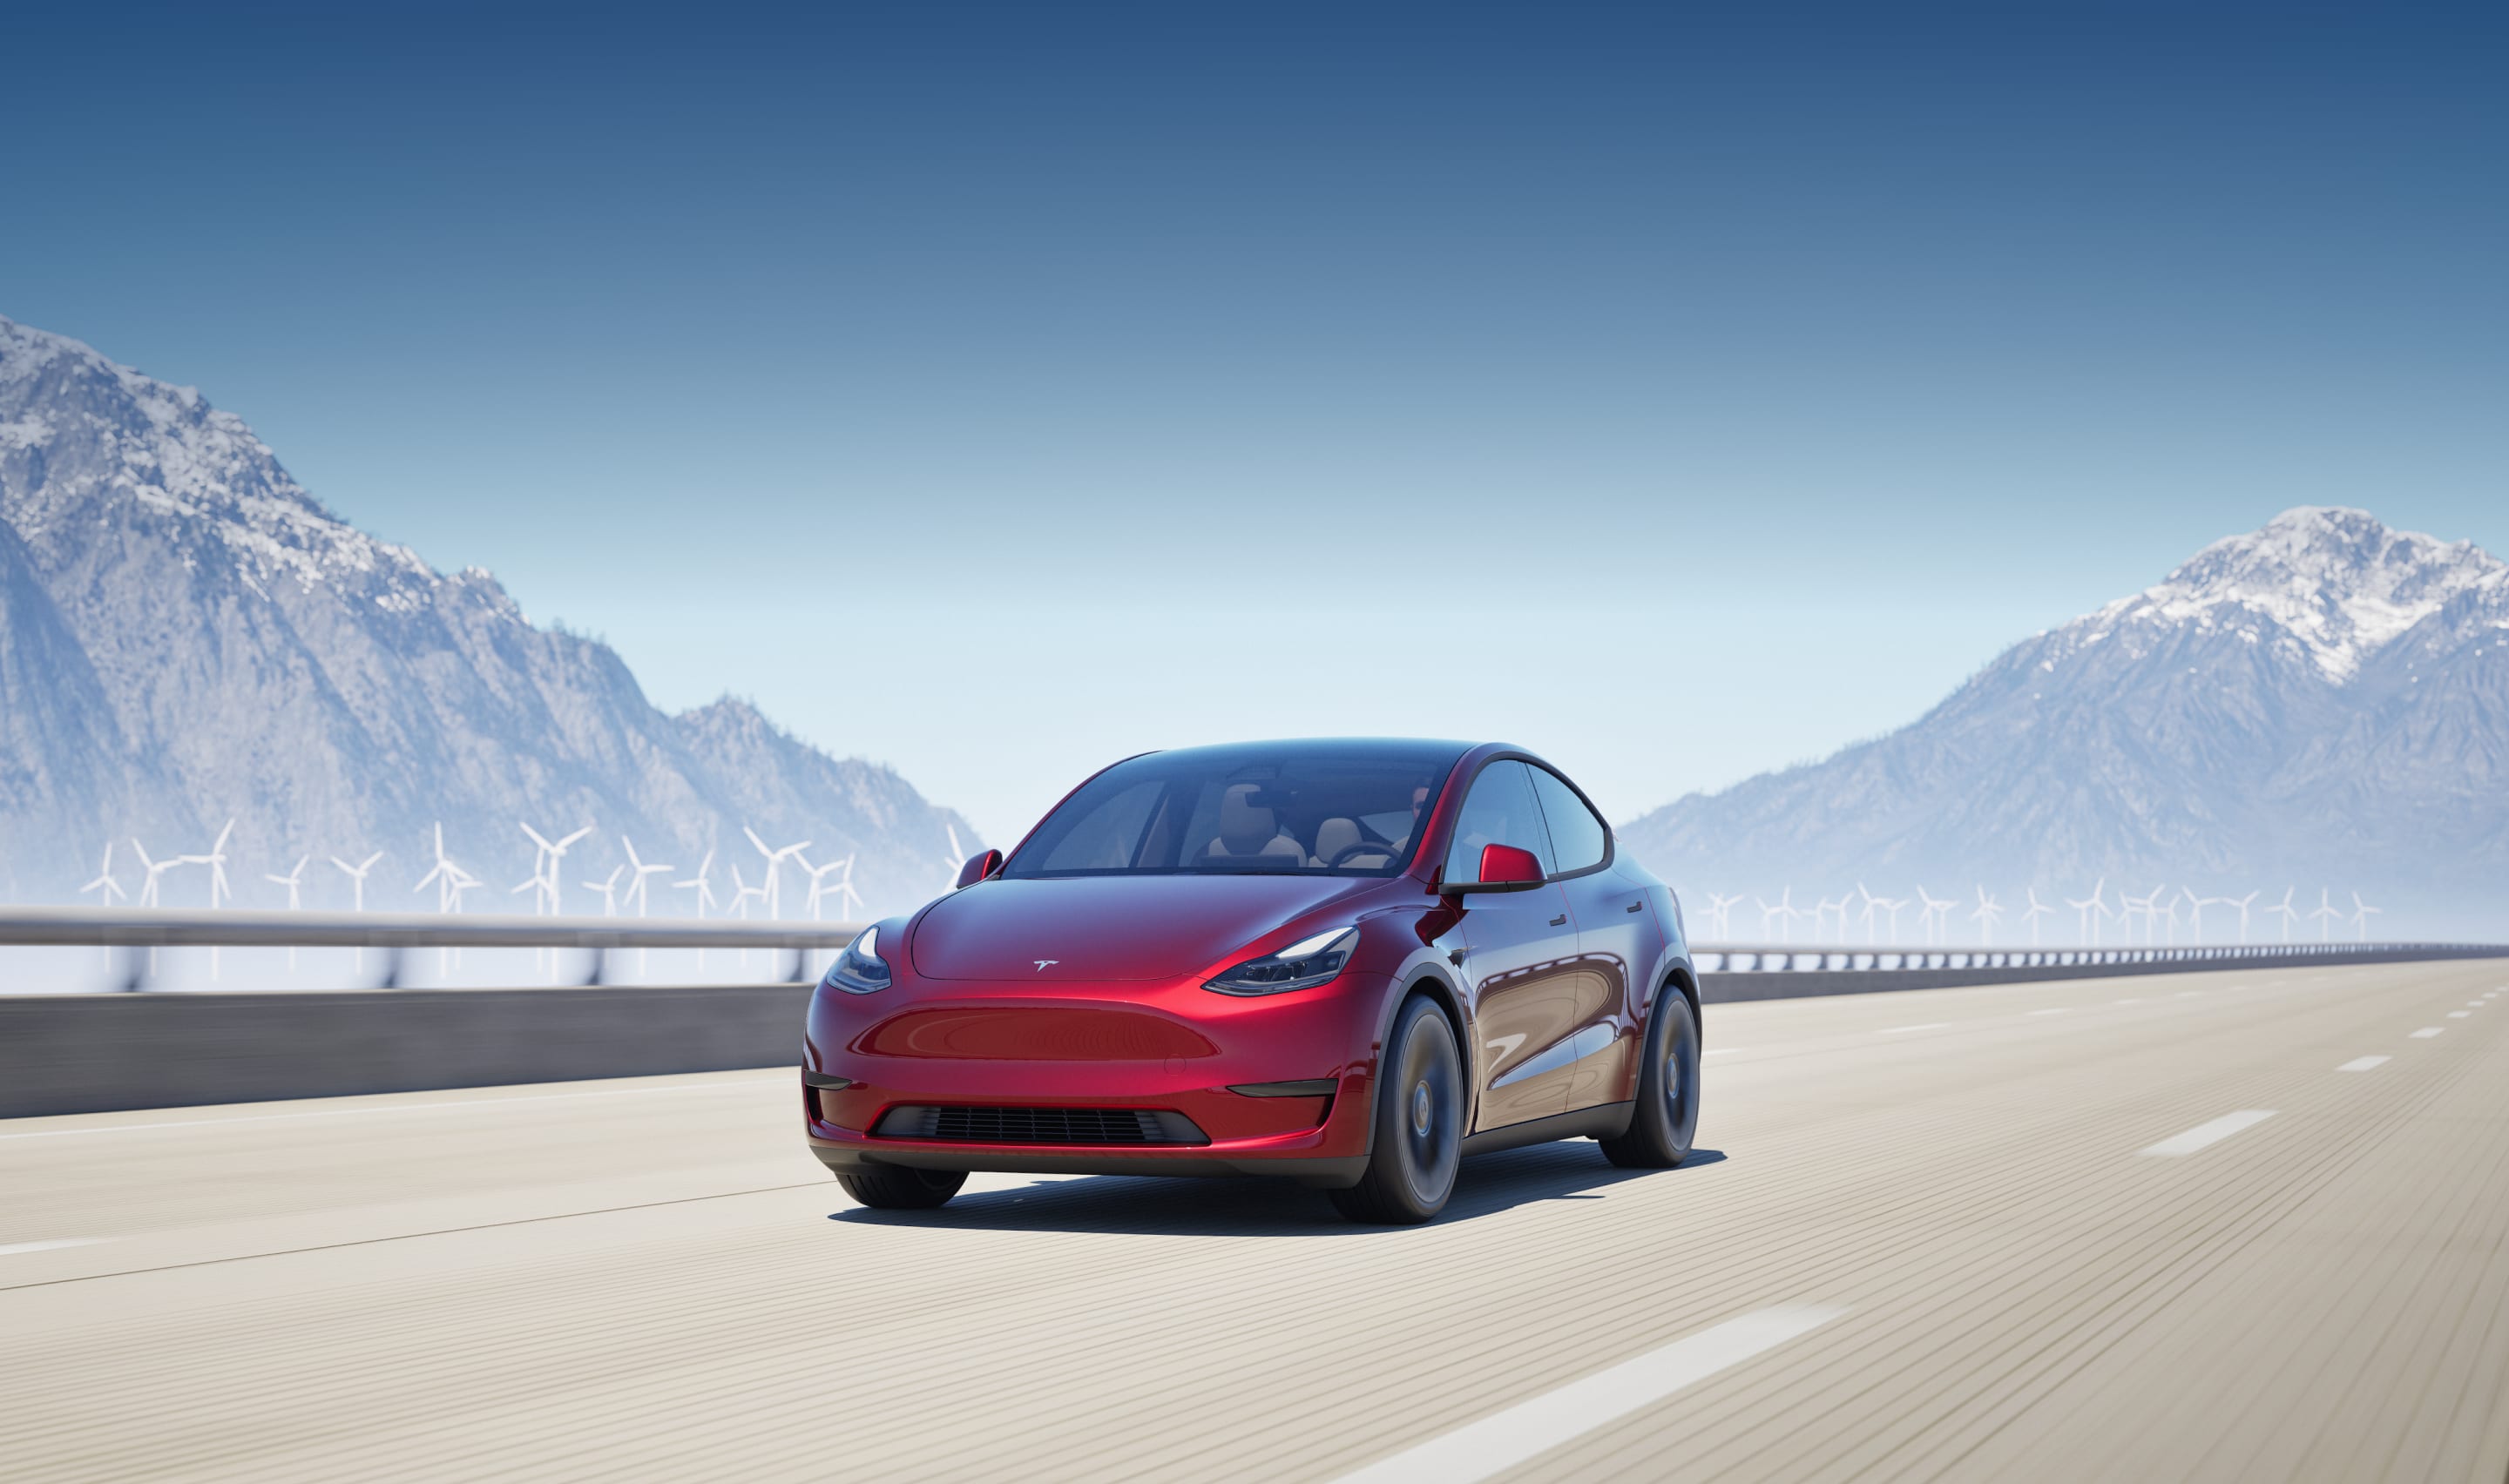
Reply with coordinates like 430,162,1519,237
875,1105,1209,1146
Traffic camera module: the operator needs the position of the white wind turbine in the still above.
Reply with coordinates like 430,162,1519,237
330,851,384,912
518,823,593,917
835,855,865,920
620,837,673,916
2265,887,2300,943
1706,893,1744,941
2019,887,2054,946
1913,885,1957,946
181,819,236,910
413,824,473,913
2120,884,2166,945
2066,879,2110,947
81,843,127,907
2309,887,2343,941
266,856,309,908
1877,894,1910,945
584,864,625,917
1855,882,1883,944
1815,894,1851,944
2228,889,2259,944
2186,893,2228,945
2154,887,2186,946
1754,887,1802,944
801,851,856,921
1971,886,2004,946
266,856,309,972
2349,891,2382,942
743,826,810,920
728,863,768,920
132,840,183,910
674,850,720,917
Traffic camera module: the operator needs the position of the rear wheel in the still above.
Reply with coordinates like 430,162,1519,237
837,1164,967,1210
1329,995,1464,1224
1599,985,1700,1169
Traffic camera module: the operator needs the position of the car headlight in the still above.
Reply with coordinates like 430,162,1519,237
1205,928,1358,996
822,926,892,994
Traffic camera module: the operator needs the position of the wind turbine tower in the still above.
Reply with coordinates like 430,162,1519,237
2019,887,2053,947
330,851,384,912
81,843,127,907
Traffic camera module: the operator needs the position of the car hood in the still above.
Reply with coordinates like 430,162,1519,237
910,874,1385,982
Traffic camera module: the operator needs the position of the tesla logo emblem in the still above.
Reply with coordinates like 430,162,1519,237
1034,960,1058,971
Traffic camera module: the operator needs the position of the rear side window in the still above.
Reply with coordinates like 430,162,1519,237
1529,767,1609,874
1442,760,1558,885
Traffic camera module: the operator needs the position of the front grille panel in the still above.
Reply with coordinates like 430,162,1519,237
875,1105,1207,1145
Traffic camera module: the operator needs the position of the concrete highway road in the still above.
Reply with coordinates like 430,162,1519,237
4,960,2506,1482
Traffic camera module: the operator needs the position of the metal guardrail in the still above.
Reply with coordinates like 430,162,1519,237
0,907,869,990
1693,941,2506,974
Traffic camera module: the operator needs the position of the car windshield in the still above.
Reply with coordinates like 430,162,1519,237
1004,740,1465,878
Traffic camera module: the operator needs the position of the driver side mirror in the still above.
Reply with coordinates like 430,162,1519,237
1449,842,1545,894
955,849,1004,890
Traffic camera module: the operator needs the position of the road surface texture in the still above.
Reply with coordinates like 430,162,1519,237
4,960,2506,1482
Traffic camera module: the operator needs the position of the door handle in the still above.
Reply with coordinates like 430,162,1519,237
1549,914,1567,927
1626,901,1644,913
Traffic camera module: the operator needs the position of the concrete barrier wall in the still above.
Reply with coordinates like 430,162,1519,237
4,944,2502,1118
0,986,813,1118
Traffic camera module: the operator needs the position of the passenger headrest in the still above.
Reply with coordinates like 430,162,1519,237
1219,784,1275,855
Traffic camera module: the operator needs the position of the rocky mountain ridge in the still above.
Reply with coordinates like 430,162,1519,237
1620,508,2509,937
0,314,974,916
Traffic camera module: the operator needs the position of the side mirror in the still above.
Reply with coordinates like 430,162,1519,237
955,849,1004,890
1450,842,1545,894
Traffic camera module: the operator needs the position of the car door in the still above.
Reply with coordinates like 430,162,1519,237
1529,765,1643,1112
1444,759,1584,1131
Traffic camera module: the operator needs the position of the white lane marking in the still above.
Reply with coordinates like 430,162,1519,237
2140,1110,2278,1157
2469,1002,2486,1008
2335,1056,2391,1073
1335,1305,1848,1484
1703,1049,1742,1056
2448,1011,2472,1019
1880,1022,1952,1035
2411,1028,2445,1039
0,1239,106,1257
2176,990,2203,998
2028,1008,2071,1017
0,1077,791,1142
2113,997,2145,1005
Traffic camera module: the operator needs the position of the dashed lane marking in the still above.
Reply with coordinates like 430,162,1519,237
2140,1110,2278,1157
2409,1028,2445,1039
2335,1056,2391,1073
1334,1305,1850,1484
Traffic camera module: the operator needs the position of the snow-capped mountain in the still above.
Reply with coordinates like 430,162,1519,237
1620,508,2509,937
0,314,977,914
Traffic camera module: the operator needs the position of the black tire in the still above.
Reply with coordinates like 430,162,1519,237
1329,995,1465,1224
837,1164,967,1211
1599,985,1700,1169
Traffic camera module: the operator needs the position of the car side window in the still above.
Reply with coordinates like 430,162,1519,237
1528,767,1608,874
1441,760,1558,886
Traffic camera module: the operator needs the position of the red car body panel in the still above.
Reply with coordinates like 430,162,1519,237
803,739,1694,1189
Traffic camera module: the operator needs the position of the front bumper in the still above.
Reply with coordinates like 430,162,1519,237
802,969,1387,1187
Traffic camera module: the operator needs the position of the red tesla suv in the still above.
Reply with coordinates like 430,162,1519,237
803,739,1701,1224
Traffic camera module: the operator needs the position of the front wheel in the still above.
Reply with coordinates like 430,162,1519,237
1599,986,1700,1169
1329,995,1464,1224
837,1164,967,1211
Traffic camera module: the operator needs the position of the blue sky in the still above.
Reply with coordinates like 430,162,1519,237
6,3,2504,841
